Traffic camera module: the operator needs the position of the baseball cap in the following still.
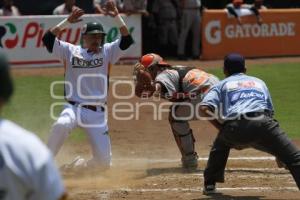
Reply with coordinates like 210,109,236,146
224,53,245,75
140,53,169,69
82,22,106,35
0,50,13,102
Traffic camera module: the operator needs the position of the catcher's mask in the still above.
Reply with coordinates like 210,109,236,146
140,53,169,69
81,22,106,47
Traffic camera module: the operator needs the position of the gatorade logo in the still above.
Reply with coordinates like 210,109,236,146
205,20,222,45
205,20,296,45
0,23,19,48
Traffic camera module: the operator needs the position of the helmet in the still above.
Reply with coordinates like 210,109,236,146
81,22,106,35
140,53,169,69
0,50,13,102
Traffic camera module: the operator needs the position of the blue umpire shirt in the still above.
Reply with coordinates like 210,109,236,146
201,73,274,121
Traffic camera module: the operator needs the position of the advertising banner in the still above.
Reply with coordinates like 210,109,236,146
0,14,141,67
202,9,300,59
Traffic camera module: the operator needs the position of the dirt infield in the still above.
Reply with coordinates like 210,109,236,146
13,58,300,199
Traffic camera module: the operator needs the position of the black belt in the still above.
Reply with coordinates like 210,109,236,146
225,110,272,124
68,101,105,112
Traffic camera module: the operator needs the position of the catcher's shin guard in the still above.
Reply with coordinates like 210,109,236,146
169,105,198,169
169,128,198,169
173,130,199,169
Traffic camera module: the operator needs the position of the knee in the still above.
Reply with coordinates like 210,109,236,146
51,120,73,136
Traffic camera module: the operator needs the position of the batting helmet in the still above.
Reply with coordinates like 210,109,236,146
140,53,169,69
81,22,106,35
0,50,13,102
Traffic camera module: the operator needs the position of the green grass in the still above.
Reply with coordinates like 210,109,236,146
2,62,300,140
2,75,86,142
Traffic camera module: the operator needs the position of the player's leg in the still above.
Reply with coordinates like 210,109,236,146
47,104,78,156
255,117,300,189
191,10,201,58
85,127,111,170
169,104,198,169
81,108,111,170
203,134,231,194
156,20,169,57
177,11,192,58
168,20,179,57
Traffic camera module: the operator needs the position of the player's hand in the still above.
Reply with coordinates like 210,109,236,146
105,0,119,17
67,7,84,23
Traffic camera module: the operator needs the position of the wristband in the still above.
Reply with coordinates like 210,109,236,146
55,18,70,30
114,14,126,28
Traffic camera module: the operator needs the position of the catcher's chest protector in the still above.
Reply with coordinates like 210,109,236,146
171,66,195,92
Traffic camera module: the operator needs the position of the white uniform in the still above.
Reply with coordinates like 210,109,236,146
0,119,64,200
47,38,126,169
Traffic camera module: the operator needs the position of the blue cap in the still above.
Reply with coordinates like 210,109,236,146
224,53,245,74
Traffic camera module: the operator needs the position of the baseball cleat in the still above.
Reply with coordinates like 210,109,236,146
181,152,199,169
202,184,217,195
60,156,87,171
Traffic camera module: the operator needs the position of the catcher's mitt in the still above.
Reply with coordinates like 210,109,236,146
133,63,155,98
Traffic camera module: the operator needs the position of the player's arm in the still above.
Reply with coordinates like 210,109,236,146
42,7,84,53
105,1,134,50
199,105,222,130
199,86,223,131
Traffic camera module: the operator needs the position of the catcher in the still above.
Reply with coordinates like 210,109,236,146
133,53,219,169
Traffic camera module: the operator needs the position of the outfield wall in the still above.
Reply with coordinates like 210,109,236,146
202,9,300,60
0,14,142,67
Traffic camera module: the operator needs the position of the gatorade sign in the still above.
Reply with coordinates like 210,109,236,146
202,9,300,59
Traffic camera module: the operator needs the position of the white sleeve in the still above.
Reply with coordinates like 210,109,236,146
104,39,126,64
53,38,72,61
31,155,65,200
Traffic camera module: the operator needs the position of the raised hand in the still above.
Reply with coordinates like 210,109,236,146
67,7,84,23
105,1,119,17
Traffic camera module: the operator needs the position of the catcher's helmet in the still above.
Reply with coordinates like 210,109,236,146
140,53,169,69
0,50,13,102
81,22,106,35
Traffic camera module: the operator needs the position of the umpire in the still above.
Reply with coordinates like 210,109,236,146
199,53,300,194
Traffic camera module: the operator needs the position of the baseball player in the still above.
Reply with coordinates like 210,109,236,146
133,53,219,169
42,2,133,170
200,53,300,194
0,51,66,200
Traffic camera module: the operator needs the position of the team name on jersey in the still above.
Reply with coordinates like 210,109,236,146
72,56,103,68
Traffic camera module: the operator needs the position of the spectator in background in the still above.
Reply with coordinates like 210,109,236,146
0,0,20,16
226,0,244,25
226,0,266,25
76,0,101,14
177,0,201,60
122,0,148,16
245,0,267,24
96,0,123,14
53,0,76,15
152,0,180,58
